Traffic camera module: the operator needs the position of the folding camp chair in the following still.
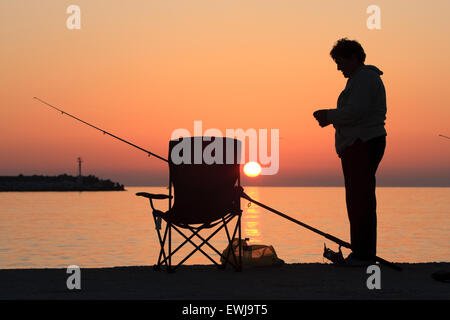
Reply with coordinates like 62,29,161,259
136,136,243,272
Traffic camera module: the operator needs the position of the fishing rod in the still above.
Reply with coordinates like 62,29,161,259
240,191,402,272
33,97,168,162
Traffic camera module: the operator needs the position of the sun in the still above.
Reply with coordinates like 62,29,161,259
243,162,262,177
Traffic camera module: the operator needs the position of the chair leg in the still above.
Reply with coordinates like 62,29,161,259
195,214,242,271
221,217,236,269
171,224,224,267
153,215,169,269
153,219,176,273
221,214,243,271
227,214,243,272
181,217,238,269
167,222,174,273
154,214,243,272
160,226,170,268
237,214,243,272
158,228,201,267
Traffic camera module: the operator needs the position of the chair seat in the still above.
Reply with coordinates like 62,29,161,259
157,206,242,225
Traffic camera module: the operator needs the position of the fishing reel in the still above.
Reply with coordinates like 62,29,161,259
323,243,345,265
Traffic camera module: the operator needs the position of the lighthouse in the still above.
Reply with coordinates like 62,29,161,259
77,157,83,184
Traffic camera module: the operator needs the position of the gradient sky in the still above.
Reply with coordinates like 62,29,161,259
1,0,449,186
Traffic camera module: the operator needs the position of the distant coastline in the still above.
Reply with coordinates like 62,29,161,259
0,174,125,191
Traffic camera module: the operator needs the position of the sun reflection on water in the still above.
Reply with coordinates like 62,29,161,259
242,187,262,243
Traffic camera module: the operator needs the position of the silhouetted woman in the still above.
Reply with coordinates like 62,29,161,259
313,38,387,265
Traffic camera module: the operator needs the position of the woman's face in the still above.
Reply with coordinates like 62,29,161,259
335,55,361,78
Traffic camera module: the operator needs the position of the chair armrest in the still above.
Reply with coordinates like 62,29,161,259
136,192,172,200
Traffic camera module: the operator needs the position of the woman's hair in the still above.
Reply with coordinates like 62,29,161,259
330,38,366,63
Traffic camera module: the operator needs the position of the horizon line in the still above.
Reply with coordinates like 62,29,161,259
124,184,450,188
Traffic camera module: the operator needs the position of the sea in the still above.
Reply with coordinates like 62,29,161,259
0,187,449,269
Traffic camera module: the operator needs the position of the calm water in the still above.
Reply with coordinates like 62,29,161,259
0,187,449,269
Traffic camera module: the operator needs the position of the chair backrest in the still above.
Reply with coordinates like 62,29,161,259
168,136,242,225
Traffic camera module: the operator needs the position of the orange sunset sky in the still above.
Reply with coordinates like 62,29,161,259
1,0,449,186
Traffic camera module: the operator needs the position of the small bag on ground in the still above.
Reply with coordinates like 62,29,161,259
221,238,284,267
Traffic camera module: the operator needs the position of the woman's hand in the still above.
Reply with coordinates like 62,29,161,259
313,109,331,127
